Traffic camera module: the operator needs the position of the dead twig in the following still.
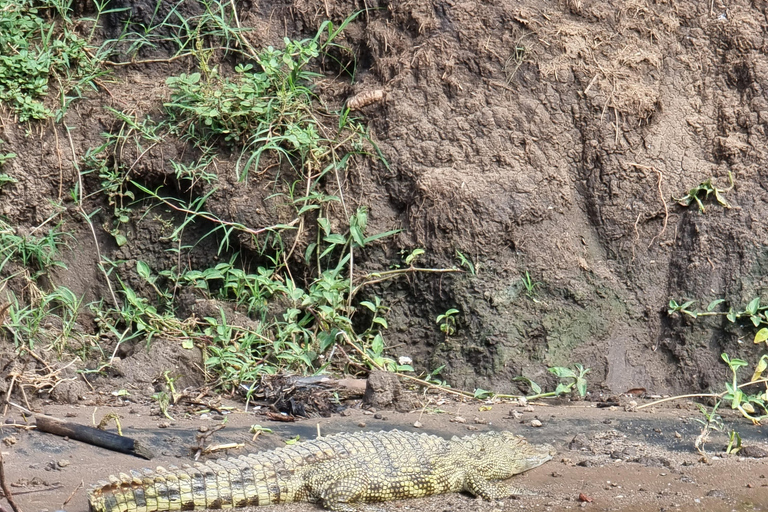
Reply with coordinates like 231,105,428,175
62,480,82,507
0,451,22,512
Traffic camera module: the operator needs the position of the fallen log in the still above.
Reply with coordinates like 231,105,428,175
34,415,154,460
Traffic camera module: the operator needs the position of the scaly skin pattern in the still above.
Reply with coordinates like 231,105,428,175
88,429,555,512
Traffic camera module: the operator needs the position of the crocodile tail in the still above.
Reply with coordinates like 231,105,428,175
87,458,271,512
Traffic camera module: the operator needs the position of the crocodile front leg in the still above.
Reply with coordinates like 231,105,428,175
463,472,533,500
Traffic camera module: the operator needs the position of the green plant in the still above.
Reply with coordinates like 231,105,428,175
164,14,368,182
513,364,590,399
674,171,733,212
0,219,69,277
720,353,768,423
0,0,106,121
726,429,742,455
668,296,768,328
693,401,724,456
521,270,541,299
0,173,16,190
0,140,16,189
436,309,459,336
455,250,475,275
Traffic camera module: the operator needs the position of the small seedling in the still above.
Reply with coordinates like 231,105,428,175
667,299,698,318
693,402,723,456
549,363,590,397
521,271,541,299
674,171,733,212
436,309,459,336
726,429,742,455
455,250,475,275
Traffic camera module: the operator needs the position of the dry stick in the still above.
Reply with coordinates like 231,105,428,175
53,124,64,201
637,378,768,410
148,192,300,238
62,481,82,508
351,267,463,299
0,452,22,512
1,375,15,416
64,126,119,308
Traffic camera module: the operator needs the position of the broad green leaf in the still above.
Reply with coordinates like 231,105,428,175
137,261,151,281
746,297,761,316
706,299,725,312
473,388,493,399
304,242,317,263
360,301,376,312
317,217,331,236
576,377,588,397
371,333,384,355
350,224,365,248
549,366,576,379
405,248,425,266
513,376,541,395
754,328,768,344
373,317,388,329
751,355,768,382
323,233,346,245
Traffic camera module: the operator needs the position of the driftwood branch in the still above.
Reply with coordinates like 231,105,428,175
34,415,154,460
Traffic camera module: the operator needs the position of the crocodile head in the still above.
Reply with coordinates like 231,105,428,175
460,431,556,479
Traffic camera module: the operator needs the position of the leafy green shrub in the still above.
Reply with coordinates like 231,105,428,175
0,0,96,121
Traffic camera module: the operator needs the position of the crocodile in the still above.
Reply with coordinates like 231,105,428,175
88,429,555,512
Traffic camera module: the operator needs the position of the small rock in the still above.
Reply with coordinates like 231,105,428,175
466,425,479,431
625,400,637,412
57,460,70,468
198,426,209,433
706,489,727,498
158,422,171,428
4,418,15,425
577,459,597,467
551,471,563,478
374,413,383,419
451,416,466,423
509,410,522,419
413,421,422,428
362,410,374,416
212,415,225,421
357,422,367,428
569,433,592,451
523,405,535,413
340,409,352,417
2,436,17,446
473,417,488,425
517,396,528,407
741,445,768,458
622,447,637,457
674,431,682,439
531,419,543,428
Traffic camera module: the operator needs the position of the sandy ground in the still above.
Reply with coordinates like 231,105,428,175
2,394,768,512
